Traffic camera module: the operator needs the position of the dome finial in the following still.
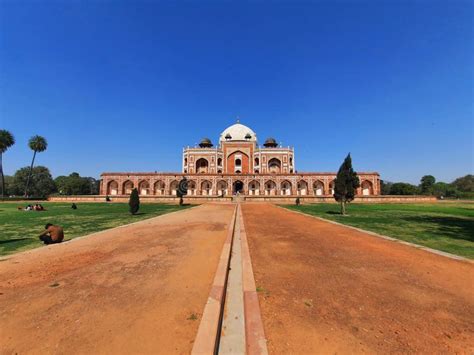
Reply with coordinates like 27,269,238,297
236,116,240,123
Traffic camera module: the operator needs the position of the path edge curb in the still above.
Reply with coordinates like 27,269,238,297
191,205,237,354
239,204,269,355
275,204,471,263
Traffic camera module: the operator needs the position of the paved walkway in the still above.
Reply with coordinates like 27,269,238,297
242,203,474,354
2,202,473,354
0,204,235,354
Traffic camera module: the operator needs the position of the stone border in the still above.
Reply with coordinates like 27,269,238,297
239,204,269,355
0,205,199,261
48,195,438,204
192,205,237,354
275,205,472,263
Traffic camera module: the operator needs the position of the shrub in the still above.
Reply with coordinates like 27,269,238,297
128,188,140,215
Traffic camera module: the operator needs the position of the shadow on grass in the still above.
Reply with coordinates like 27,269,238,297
402,215,474,242
326,211,341,215
0,237,32,245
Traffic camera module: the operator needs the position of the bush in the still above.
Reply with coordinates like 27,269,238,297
128,188,140,215
390,182,419,195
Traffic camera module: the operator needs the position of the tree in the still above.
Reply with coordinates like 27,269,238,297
380,180,393,195
55,172,97,195
451,175,474,192
420,175,436,195
12,166,56,197
334,153,360,215
0,130,15,198
177,177,188,206
389,182,419,195
86,177,100,195
129,188,140,215
431,182,459,198
24,135,48,197
3,175,14,196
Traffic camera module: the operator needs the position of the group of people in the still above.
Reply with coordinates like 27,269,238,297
19,204,45,211
16,202,76,245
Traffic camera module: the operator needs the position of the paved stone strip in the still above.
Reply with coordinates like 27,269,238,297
239,204,269,355
219,205,246,354
276,205,471,263
192,205,237,355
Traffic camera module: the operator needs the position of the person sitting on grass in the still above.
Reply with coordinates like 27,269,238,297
71,203,77,210
33,204,42,211
38,223,64,245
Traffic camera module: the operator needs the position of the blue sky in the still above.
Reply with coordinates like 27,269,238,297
1,1,472,184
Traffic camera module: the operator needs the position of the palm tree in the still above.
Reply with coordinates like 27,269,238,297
0,130,15,198
24,135,48,197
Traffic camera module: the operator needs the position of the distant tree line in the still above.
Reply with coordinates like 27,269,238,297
2,167,99,198
0,129,100,198
381,174,474,199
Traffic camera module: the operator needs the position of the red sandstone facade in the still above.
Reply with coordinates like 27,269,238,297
100,123,380,197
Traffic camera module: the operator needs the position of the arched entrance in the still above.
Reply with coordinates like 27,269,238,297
233,180,244,194
107,180,118,195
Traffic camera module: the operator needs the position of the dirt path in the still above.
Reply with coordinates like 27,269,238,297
242,203,474,354
0,204,235,355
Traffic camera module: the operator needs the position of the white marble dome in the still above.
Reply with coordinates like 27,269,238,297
219,123,257,142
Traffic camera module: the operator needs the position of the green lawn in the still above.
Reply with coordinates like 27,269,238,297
284,203,474,259
0,202,192,256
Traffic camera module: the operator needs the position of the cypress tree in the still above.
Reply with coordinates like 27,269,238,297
334,153,360,215
129,188,140,215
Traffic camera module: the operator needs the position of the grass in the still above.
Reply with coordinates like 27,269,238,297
284,202,474,259
0,202,192,256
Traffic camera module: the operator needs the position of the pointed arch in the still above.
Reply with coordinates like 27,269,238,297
187,180,197,195
107,180,119,195
201,180,212,196
329,179,336,195
248,180,260,196
138,180,150,195
154,180,165,195
217,180,228,196
169,180,179,196
122,180,134,195
297,180,308,196
268,158,281,174
281,180,292,195
361,180,374,196
313,180,324,196
195,158,209,173
264,180,277,196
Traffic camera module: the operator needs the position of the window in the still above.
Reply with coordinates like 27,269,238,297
235,158,242,166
